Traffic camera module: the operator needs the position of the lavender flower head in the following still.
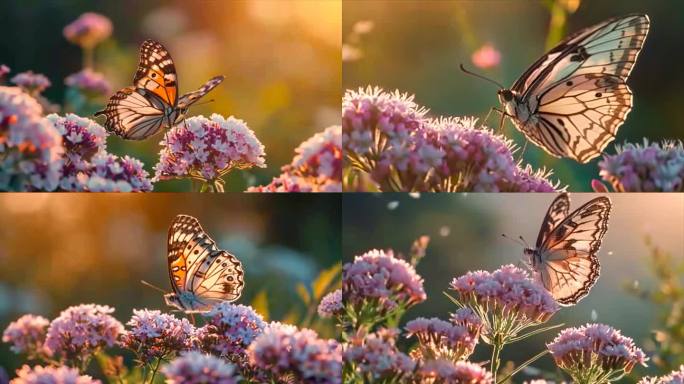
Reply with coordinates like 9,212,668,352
2,314,49,356
162,351,240,384
344,328,415,382
154,114,266,185
318,289,343,318
0,64,10,80
343,249,426,325
405,316,479,362
598,140,684,192
548,323,647,383
44,304,124,366
416,360,493,384
247,324,342,384
639,365,684,384
119,309,195,364
64,69,111,97
47,114,106,162
85,153,153,192
63,12,113,49
10,71,51,95
0,86,63,191
449,265,560,344
11,365,100,384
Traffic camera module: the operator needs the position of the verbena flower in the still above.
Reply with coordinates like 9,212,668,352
450,307,483,341
162,351,240,384
63,13,112,49
2,315,49,357
84,153,153,192
638,365,684,384
0,86,63,191
405,316,479,362
10,71,51,95
119,309,195,365
11,365,100,384
248,323,342,384
547,323,647,384
196,303,266,371
598,140,684,192
154,114,265,190
64,69,111,97
318,289,343,318
415,360,493,384
47,114,106,163
44,304,124,368
0,64,10,80
449,265,559,345
344,328,415,383
343,249,426,326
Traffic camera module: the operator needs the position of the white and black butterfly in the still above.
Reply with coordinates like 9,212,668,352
524,193,611,305
163,214,244,313
467,14,649,163
95,39,224,140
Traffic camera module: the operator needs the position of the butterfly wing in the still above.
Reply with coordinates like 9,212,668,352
536,196,611,305
177,75,225,110
535,192,570,248
166,215,244,312
94,86,167,140
511,14,649,163
134,39,178,107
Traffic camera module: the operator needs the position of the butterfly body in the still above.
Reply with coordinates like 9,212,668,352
496,14,649,163
528,193,611,306
96,39,224,140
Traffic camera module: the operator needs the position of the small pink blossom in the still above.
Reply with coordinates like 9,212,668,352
63,13,112,49
639,365,684,384
2,315,49,356
416,359,493,383
64,69,111,96
405,317,479,361
119,309,195,364
344,328,415,381
11,365,100,384
471,43,501,69
11,71,51,95
318,289,342,318
162,351,239,384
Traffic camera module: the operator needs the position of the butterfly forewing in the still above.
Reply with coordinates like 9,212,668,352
134,40,178,107
536,193,570,248
177,75,225,110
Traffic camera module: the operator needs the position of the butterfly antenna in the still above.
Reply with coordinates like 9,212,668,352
140,280,167,294
190,99,215,107
459,64,505,89
501,233,525,247
519,235,530,248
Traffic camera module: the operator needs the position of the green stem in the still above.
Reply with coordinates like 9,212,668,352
508,322,565,343
83,46,94,69
496,349,549,384
491,338,502,380
148,357,162,384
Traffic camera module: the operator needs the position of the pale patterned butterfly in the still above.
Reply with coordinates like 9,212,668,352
524,193,611,306
95,39,224,140
465,14,650,163
162,214,244,313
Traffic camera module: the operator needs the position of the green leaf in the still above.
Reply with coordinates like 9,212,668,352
296,283,311,305
312,263,342,300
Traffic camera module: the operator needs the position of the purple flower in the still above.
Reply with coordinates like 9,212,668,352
84,153,153,192
0,86,63,191
119,309,195,364
64,69,111,97
247,323,342,384
63,13,112,49
246,173,341,192
639,365,684,384
2,315,49,356
162,351,239,384
547,323,647,382
416,360,493,384
11,71,51,95
47,114,106,162
344,328,415,381
11,365,100,384
0,64,11,80
405,316,479,362
343,249,426,325
318,289,342,318
450,307,483,340
154,114,266,185
599,140,684,192
449,265,559,344
44,304,124,367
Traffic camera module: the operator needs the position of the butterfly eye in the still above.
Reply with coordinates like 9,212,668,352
498,89,514,102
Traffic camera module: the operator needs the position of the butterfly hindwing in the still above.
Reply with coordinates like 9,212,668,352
134,39,178,107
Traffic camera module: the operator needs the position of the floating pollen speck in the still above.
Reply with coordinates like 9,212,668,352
439,226,451,237
387,201,399,210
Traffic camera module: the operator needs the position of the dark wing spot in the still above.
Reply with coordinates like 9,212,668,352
595,92,602,97
556,118,565,126
566,81,573,86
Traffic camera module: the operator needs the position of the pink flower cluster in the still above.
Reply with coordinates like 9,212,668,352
343,249,426,322
416,359,493,384
11,365,100,384
119,309,195,364
154,114,266,184
162,351,239,384
63,12,112,49
449,265,559,342
405,311,481,361
318,288,343,318
248,125,342,192
547,323,647,380
2,315,49,356
44,304,124,366
65,69,111,97
344,328,415,381
247,323,342,384
10,71,52,95
342,86,560,192
598,140,684,192
47,114,106,164
639,365,684,384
